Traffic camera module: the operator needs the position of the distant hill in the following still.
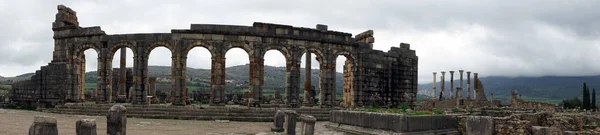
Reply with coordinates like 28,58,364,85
418,75,600,104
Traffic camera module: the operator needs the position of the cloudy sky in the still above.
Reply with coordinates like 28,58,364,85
0,0,599,83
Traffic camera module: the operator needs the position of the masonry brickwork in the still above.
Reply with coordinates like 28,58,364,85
10,5,418,108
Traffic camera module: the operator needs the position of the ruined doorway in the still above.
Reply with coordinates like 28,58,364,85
336,55,355,107
224,48,250,103
148,47,174,102
263,50,287,104
186,47,212,104
77,49,98,102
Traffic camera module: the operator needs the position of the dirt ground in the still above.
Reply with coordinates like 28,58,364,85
0,109,345,135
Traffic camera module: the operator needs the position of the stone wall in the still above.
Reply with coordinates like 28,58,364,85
10,5,418,108
510,90,557,111
329,110,457,133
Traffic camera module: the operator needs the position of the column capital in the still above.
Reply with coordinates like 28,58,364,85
433,72,437,74
449,71,454,74
467,71,471,74
459,70,464,72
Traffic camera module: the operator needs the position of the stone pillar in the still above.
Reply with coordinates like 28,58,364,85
459,70,464,99
132,45,147,104
107,105,126,135
210,55,226,105
432,72,437,100
248,54,264,106
467,71,471,100
440,71,445,100
271,110,285,132
303,52,312,106
474,73,478,99
283,110,299,135
285,57,301,108
318,59,336,107
29,116,58,135
119,47,126,96
299,114,316,135
148,78,156,97
449,71,454,99
456,87,462,106
172,55,187,105
76,119,96,135
490,92,494,102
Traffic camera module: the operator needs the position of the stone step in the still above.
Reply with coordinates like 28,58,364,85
45,110,329,121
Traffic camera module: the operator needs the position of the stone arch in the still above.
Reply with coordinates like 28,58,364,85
224,41,253,57
333,50,359,66
144,41,175,57
183,40,217,58
262,45,292,62
72,42,100,57
296,47,327,64
107,41,137,58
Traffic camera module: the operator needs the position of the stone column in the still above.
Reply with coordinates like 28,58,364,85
467,71,471,100
285,57,301,108
299,114,316,135
432,72,437,100
76,119,96,135
474,73,478,99
459,70,464,99
107,105,126,135
119,47,126,97
456,87,462,106
248,55,264,106
449,71,454,99
148,78,156,97
490,92,494,102
440,71,445,100
29,116,58,135
210,55,226,105
172,55,187,105
303,52,312,106
271,110,285,132
283,110,299,135
318,61,335,107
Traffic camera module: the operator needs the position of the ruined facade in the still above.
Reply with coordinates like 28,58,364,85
10,5,418,108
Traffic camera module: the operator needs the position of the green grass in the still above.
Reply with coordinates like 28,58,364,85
493,95,562,104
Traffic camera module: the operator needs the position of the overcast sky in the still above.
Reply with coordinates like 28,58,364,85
0,0,599,83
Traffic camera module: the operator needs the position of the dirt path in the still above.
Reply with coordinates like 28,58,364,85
0,108,345,135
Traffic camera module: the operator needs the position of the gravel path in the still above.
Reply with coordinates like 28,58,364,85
0,108,347,135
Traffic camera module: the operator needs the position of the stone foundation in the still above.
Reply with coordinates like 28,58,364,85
328,110,458,134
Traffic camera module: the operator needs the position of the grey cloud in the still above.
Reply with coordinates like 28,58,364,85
0,0,599,85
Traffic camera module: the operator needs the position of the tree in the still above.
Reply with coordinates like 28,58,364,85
593,88,597,110
583,83,589,110
562,97,582,109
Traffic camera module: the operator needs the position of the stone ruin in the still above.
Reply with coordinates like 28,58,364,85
9,5,418,108
510,90,558,111
421,71,498,110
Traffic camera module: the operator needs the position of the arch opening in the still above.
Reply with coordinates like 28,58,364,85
186,47,212,104
148,46,173,102
300,52,322,105
336,55,355,107
79,49,98,102
110,47,134,102
225,47,250,102
263,49,287,104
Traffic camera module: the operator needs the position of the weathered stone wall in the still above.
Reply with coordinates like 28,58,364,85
510,91,557,111
329,110,457,133
10,5,418,108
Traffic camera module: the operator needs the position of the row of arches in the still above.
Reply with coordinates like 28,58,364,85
77,44,356,106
